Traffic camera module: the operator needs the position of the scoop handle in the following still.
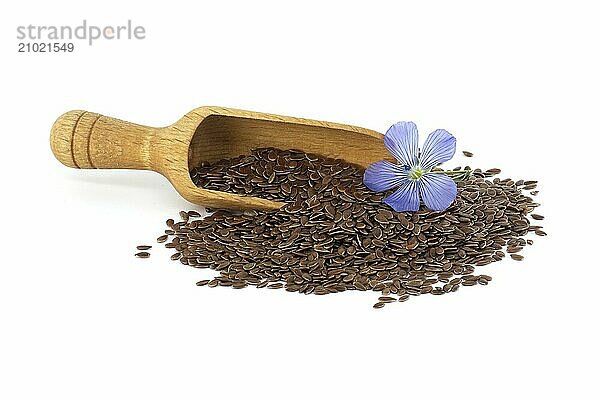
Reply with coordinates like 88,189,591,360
50,110,158,170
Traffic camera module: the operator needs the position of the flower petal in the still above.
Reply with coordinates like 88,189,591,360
383,180,420,212
363,160,408,192
418,173,458,211
384,122,419,167
419,129,456,170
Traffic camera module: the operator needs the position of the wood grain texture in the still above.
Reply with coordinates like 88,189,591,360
50,106,391,210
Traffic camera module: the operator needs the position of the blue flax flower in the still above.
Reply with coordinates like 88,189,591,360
363,121,458,212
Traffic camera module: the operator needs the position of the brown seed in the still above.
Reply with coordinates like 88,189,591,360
510,254,524,261
406,236,418,250
157,235,168,243
373,302,385,309
531,214,544,220
136,245,152,250
135,252,150,258
196,279,210,286
267,283,283,289
374,212,389,224
407,279,423,287
462,151,474,157
378,296,396,303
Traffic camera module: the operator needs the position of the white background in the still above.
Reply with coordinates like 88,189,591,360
1,1,598,399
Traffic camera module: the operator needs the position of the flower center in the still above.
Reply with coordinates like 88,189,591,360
409,166,428,180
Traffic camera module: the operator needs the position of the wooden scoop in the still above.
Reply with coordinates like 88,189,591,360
50,106,390,210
